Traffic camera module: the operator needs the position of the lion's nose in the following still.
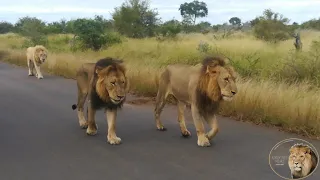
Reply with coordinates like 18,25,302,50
117,95,124,99
231,91,237,95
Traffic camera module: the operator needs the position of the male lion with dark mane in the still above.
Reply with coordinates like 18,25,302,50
154,56,238,147
288,143,318,179
26,45,48,79
71,57,129,145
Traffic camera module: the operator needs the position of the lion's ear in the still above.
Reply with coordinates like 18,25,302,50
206,65,219,75
305,147,311,154
95,66,104,75
35,48,42,54
289,148,294,154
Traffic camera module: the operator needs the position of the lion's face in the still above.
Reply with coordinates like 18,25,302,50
289,146,313,174
36,49,47,63
216,67,237,101
202,63,238,102
96,65,128,105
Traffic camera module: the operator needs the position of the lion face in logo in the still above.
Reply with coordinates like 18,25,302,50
288,143,318,179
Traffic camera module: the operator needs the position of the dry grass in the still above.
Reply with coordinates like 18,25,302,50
0,30,320,138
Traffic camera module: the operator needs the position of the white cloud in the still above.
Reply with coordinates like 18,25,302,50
210,8,249,14
265,0,320,7
0,0,319,24
0,6,112,14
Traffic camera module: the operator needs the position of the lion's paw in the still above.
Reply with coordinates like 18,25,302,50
86,124,98,136
157,125,167,131
79,121,88,129
181,130,191,138
197,135,211,147
107,136,122,145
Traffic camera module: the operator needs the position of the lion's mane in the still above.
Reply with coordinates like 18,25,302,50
91,58,127,110
195,56,229,116
32,45,48,65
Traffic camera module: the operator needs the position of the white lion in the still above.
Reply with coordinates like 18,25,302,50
26,45,48,79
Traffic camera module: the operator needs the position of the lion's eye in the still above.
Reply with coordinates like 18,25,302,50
224,78,229,82
111,82,115,86
122,81,125,84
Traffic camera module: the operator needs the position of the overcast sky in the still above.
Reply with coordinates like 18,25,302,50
0,0,320,25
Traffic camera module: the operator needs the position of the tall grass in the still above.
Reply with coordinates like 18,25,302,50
1,30,320,138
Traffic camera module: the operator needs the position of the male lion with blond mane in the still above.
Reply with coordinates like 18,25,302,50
71,57,129,145
26,45,48,79
288,143,318,179
154,56,238,147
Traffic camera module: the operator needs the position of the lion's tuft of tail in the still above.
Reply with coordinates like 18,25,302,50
72,104,77,110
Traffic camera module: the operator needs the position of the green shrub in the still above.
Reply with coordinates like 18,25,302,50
72,18,108,51
157,20,182,38
104,31,123,47
253,9,292,43
279,39,320,85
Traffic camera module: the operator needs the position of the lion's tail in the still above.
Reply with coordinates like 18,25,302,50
72,104,77,110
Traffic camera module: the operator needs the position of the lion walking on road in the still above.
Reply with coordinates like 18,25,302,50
154,56,238,147
26,45,48,79
71,57,130,145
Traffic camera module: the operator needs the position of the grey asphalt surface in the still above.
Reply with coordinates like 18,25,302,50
0,61,319,180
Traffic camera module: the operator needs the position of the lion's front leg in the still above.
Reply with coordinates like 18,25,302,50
205,115,219,140
32,56,43,79
105,108,121,145
34,65,43,79
191,104,210,147
77,108,88,129
86,104,98,136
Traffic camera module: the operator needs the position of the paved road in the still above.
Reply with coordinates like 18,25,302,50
0,61,319,180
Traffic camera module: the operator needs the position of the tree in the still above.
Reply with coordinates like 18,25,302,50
179,0,208,25
112,0,160,38
71,17,122,51
229,17,242,28
45,19,68,34
93,15,114,31
212,24,222,32
292,22,299,26
0,21,14,34
197,21,211,28
72,18,107,51
196,21,211,33
157,19,181,38
253,9,292,43
301,18,320,30
14,16,47,35
250,17,260,27
14,16,48,46
65,19,76,34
